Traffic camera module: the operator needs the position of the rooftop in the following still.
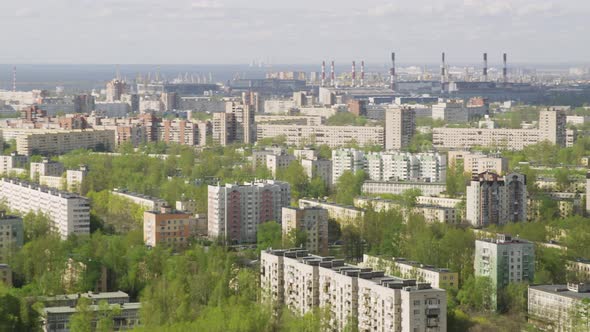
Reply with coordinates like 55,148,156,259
40,291,129,303
530,284,590,300
1,178,87,200
44,302,141,315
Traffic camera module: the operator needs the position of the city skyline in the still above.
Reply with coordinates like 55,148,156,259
1,0,589,64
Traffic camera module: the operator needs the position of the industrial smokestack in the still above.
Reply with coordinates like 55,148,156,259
12,66,16,93
390,52,396,91
321,61,326,87
352,61,356,87
441,52,446,81
483,53,488,82
503,53,507,84
330,60,335,87
360,60,365,87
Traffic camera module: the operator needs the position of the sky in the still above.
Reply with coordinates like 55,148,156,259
0,0,588,65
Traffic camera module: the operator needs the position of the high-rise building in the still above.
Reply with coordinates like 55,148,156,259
106,79,127,102
332,148,366,185
466,172,527,227
212,102,255,146
207,180,290,243
261,249,447,332
0,178,90,239
281,207,329,255
385,105,415,151
474,234,535,307
538,108,567,147
0,211,23,263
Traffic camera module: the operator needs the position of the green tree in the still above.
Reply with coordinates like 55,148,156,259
257,221,283,251
277,163,309,201
457,276,495,312
69,297,93,332
333,170,367,205
96,300,121,332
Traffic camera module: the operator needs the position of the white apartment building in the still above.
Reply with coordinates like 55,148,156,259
30,158,64,180
208,180,291,243
112,189,168,211
0,178,90,238
332,148,366,185
433,109,568,150
256,124,384,148
354,197,459,224
1,129,116,156
528,283,590,332
0,211,23,263
361,255,459,290
385,105,416,150
261,249,447,332
362,181,447,196
466,172,527,227
39,175,64,189
0,153,28,176
266,153,296,178
282,207,329,255
447,151,508,176
66,165,88,192
263,99,296,114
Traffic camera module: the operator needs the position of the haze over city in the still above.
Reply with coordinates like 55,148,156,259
1,0,589,64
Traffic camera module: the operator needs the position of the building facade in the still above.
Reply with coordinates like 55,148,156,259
528,283,590,332
385,106,415,151
0,178,90,239
207,181,291,243
0,211,23,263
143,207,196,248
281,207,329,255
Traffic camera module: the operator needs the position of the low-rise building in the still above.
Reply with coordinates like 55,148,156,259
30,158,64,180
143,207,196,248
0,152,28,176
528,283,590,332
112,189,168,211
66,165,88,192
43,302,141,332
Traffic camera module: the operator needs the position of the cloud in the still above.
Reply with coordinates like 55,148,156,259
367,4,400,17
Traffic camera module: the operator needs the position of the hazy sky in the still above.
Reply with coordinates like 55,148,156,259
0,0,588,64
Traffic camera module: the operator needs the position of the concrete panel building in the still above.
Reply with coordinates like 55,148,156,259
385,106,415,151
0,178,90,239
361,181,447,196
281,206,329,255
208,180,290,243
143,207,196,248
0,211,23,263
30,158,64,181
528,283,590,332
112,189,168,211
257,124,384,148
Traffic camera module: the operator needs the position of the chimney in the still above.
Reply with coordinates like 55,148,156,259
503,53,508,84
441,52,446,93
330,60,335,87
360,60,365,87
352,61,356,87
483,53,488,81
321,61,326,87
390,52,396,91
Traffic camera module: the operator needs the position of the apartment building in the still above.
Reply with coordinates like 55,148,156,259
447,151,508,176
212,102,255,146
66,165,88,192
143,207,196,248
567,259,590,282
41,291,130,308
112,189,168,211
332,148,366,185
0,152,28,175
354,197,459,224
0,211,23,262
0,264,11,286
385,105,416,150
207,180,291,243
361,255,458,290
299,198,365,225
43,302,141,332
300,158,332,187
433,109,568,150
30,158,64,180
265,153,297,178
261,249,447,332
158,119,203,146
466,172,527,227
0,178,90,238
2,128,116,156
256,124,384,148
361,181,447,196
528,283,590,332
475,234,535,307
281,207,329,255
432,100,468,123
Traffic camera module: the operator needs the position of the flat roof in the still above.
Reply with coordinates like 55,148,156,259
44,302,141,315
41,291,129,302
530,285,590,300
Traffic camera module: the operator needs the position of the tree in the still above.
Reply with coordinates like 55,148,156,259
457,276,495,312
276,163,309,201
69,297,93,332
446,160,469,197
96,300,121,332
22,211,52,242
333,170,367,205
283,229,308,250
257,221,283,251
0,283,41,331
